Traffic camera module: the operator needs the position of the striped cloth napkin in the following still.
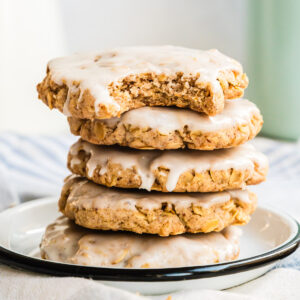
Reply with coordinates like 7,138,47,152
0,133,76,205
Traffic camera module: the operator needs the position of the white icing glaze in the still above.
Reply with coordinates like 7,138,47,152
48,46,243,115
41,216,241,268
63,86,77,116
70,141,268,192
64,175,252,211
99,99,260,134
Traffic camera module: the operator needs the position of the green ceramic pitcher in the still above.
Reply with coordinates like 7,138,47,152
247,0,300,140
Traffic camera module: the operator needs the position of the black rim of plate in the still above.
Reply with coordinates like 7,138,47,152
0,222,299,281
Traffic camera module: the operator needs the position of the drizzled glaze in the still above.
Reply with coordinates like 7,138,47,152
41,216,241,268
48,46,243,115
70,141,268,192
100,99,261,134
63,175,252,210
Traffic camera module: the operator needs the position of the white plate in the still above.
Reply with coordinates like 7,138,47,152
0,197,299,295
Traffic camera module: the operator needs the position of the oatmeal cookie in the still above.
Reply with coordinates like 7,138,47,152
59,175,257,236
68,99,262,150
37,46,248,119
40,216,241,268
68,140,268,192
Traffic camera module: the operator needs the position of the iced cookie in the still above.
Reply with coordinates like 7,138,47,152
40,216,241,268
68,140,268,192
59,175,257,236
37,46,248,119
68,99,262,150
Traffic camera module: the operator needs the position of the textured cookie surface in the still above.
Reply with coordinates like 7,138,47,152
59,175,257,236
68,140,268,192
37,46,248,119
69,99,262,150
40,216,241,268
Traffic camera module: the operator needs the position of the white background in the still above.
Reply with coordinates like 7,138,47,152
0,0,247,134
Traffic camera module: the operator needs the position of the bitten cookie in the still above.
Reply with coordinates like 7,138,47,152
40,216,241,268
37,46,248,119
68,99,262,150
59,175,257,236
68,140,268,192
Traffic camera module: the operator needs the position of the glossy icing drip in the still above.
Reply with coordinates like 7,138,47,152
70,141,268,192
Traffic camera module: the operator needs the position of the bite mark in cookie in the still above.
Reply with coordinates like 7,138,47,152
37,46,248,119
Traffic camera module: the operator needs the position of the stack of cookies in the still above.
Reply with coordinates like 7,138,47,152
37,46,268,268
